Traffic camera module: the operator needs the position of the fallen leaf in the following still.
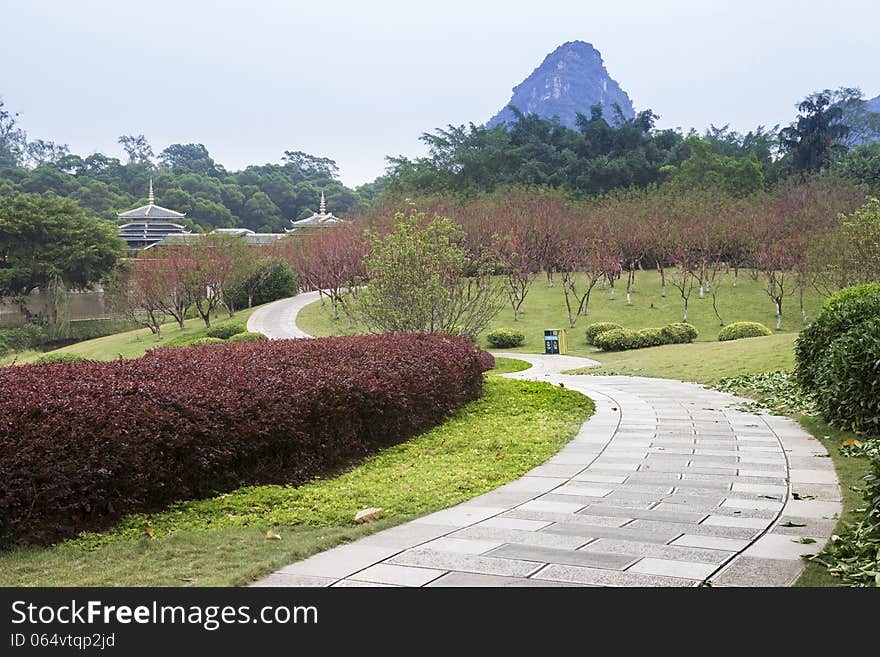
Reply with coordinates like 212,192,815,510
780,521,807,527
266,529,282,540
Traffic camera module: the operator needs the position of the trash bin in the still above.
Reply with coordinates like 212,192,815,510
544,329,567,355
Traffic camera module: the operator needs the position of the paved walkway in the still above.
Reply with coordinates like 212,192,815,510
246,290,322,339
249,294,841,587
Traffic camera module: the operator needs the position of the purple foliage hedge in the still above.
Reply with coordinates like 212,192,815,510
0,333,484,545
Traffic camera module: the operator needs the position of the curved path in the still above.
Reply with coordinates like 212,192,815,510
246,290,323,339
250,294,841,587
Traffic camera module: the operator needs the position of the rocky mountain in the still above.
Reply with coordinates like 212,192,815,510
487,41,635,130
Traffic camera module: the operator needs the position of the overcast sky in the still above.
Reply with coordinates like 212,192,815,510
2,0,878,186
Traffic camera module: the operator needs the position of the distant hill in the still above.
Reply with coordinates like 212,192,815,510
487,41,635,130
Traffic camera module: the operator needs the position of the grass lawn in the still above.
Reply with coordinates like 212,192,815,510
1,306,265,364
567,333,797,385
296,268,825,358
0,357,600,586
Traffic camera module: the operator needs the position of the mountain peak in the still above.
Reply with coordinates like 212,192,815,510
487,41,635,129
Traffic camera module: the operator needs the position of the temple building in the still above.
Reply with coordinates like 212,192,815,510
163,227,285,246
286,192,346,233
117,180,189,250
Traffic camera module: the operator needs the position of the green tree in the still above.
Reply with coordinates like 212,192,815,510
671,137,764,197
117,134,154,165
780,91,850,174
360,213,504,336
0,98,26,167
0,194,124,299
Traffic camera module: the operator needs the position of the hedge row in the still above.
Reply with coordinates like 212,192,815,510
0,333,485,545
589,322,698,351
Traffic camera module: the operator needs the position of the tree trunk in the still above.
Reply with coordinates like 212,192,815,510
775,299,782,330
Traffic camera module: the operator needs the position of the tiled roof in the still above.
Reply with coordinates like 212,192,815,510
117,203,186,220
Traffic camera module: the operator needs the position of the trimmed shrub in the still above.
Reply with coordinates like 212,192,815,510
796,283,880,389
718,321,773,341
593,328,649,351
812,318,880,435
478,350,495,372
206,322,248,340
638,328,669,347
661,322,699,344
585,322,623,345
485,328,525,348
190,337,225,346
31,353,89,365
0,333,484,545
227,331,268,343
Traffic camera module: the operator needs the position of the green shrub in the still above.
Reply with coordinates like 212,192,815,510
718,321,773,341
228,258,298,309
206,322,248,340
31,353,89,365
661,322,699,344
796,283,880,389
585,322,623,345
0,325,48,355
593,328,650,351
485,328,525,348
813,318,880,435
227,331,268,343
190,337,225,346
638,328,669,347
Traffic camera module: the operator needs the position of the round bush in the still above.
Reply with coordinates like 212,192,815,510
593,328,650,351
661,322,699,344
813,318,880,434
227,331,268,343
485,328,525,348
638,328,669,347
190,337,225,346
718,321,773,342
796,283,880,390
31,353,89,365
585,322,623,345
206,322,248,340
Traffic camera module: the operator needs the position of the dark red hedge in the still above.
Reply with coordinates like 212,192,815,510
0,333,484,545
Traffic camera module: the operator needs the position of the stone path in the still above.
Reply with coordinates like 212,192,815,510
246,290,322,339
249,293,841,587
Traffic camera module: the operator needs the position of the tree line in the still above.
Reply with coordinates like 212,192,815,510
384,88,880,198
0,100,377,233
277,176,876,336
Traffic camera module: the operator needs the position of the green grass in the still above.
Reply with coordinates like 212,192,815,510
296,268,824,358
3,306,265,364
0,360,594,586
567,333,798,385
791,415,872,587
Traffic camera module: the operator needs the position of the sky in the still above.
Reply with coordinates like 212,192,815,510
2,0,878,187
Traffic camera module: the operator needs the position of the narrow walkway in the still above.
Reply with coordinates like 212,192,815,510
246,290,322,339
250,294,841,587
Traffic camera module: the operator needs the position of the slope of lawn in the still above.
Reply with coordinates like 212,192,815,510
296,268,824,358
0,358,599,587
567,333,797,385
2,305,266,363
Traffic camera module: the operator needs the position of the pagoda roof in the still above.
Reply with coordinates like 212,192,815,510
286,212,345,230
117,203,186,220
